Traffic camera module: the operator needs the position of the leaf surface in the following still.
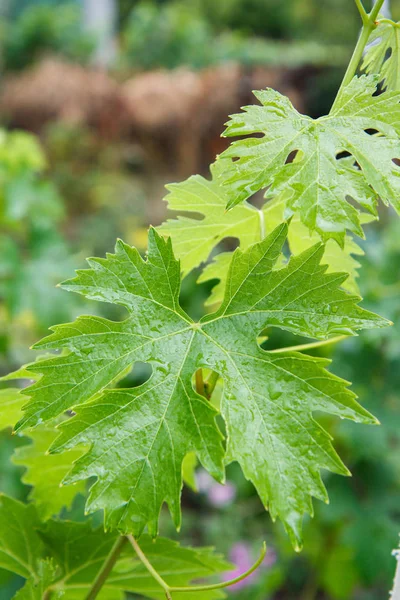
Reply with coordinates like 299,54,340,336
159,168,364,305
362,19,400,90
1,495,230,600
12,423,86,519
219,75,400,243
17,227,387,546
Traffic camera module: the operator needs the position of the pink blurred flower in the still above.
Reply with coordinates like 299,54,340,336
224,542,277,591
196,469,236,507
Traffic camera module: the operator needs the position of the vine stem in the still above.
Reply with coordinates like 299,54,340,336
204,370,220,399
127,534,266,598
195,369,206,397
331,0,386,112
127,535,173,599
85,536,127,600
170,542,267,593
269,335,348,354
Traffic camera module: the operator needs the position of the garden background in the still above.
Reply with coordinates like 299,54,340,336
0,1,399,598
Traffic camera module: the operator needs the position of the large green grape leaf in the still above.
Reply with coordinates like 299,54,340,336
15,226,387,546
12,423,87,519
219,75,400,244
362,19,400,90
159,166,364,306
1,496,230,600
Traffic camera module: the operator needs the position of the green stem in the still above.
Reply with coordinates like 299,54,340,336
170,542,267,593
355,0,368,24
127,535,172,600
204,371,220,399
331,0,386,112
195,369,206,397
127,535,266,598
85,536,127,600
270,335,348,354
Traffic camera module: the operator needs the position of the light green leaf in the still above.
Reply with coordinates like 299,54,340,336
2,495,230,600
0,388,26,431
17,227,387,546
13,560,61,600
182,451,198,492
41,521,231,600
0,495,43,580
13,423,87,519
287,216,364,295
159,168,364,304
362,19,400,90
158,161,277,276
219,75,400,243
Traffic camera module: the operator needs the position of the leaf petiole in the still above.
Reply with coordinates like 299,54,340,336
331,0,386,111
127,534,266,598
269,335,348,354
195,369,206,397
127,535,173,599
170,542,267,593
355,0,368,24
204,370,220,399
85,536,127,600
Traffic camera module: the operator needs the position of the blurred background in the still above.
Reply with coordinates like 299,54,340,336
0,1,400,598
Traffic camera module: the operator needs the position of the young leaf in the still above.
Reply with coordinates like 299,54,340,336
0,495,231,600
0,495,44,580
158,162,277,277
362,19,400,90
17,227,388,546
159,166,364,305
219,75,400,244
0,388,26,431
12,423,86,519
13,560,62,600
41,521,232,599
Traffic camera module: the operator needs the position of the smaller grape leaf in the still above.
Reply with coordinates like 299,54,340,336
0,495,231,600
219,75,400,243
0,361,40,430
182,451,198,492
0,495,43,580
0,388,25,431
362,19,400,91
12,423,87,519
16,226,389,547
158,161,276,276
13,560,62,600
159,165,364,306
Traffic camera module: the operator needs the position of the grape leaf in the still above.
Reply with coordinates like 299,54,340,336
1,495,231,600
0,361,39,430
158,162,277,277
219,75,400,243
0,388,25,431
13,560,62,600
12,423,87,519
41,520,231,600
362,19,400,91
159,166,364,305
15,226,388,546
0,495,44,579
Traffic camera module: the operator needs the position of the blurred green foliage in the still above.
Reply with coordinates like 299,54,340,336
0,2,94,72
0,1,399,599
120,0,350,71
0,129,85,365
